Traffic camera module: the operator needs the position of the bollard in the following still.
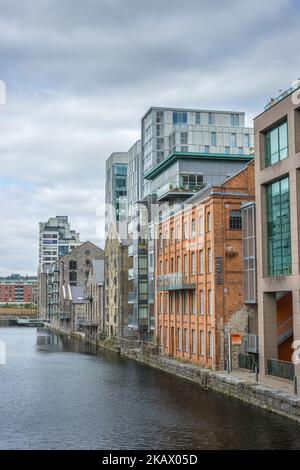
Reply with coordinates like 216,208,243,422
294,375,298,395
255,365,259,382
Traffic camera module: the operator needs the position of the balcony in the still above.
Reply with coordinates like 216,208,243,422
128,268,134,280
128,291,136,304
77,318,98,327
128,244,133,257
157,273,196,291
59,313,70,320
128,315,148,330
156,181,206,202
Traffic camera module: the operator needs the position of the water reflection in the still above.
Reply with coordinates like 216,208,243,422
0,326,299,450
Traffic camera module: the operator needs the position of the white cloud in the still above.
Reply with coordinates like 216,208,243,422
0,0,298,275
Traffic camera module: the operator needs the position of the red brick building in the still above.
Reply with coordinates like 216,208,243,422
155,162,256,370
0,275,37,305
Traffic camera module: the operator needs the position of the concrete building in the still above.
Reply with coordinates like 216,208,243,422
0,274,37,305
141,107,254,198
48,241,104,330
39,216,81,267
105,152,128,236
254,81,300,381
105,224,134,338
38,216,82,318
156,162,256,370
85,260,105,344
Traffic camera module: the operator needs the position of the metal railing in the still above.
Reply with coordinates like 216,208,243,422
265,81,300,110
238,352,258,371
128,268,134,280
267,358,294,380
128,244,133,256
277,315,293,345
157,181,206,200
127,292,135,303
157,273,196,290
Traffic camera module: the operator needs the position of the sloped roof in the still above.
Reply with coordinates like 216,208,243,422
92,259,104,284
69,285,85,304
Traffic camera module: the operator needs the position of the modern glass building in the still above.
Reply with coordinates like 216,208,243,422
254,80,300,380
105,152,128,236
266,176,291,276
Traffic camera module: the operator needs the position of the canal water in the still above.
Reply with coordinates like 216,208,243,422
0,326,299,450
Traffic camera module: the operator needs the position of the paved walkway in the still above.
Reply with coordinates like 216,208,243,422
216,368,295,395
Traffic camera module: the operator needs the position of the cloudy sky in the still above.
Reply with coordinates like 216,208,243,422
0,0,299,276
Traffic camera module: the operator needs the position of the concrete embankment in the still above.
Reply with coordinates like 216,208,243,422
46,326,300,423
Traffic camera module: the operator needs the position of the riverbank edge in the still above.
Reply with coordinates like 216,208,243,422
47,325,300,423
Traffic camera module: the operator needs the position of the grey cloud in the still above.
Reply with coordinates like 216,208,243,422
0,0,299,275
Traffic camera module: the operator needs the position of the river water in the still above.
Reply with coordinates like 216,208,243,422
0,326,299,450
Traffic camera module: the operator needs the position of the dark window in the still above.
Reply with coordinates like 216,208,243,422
85,259,91,266
267,177,291,276
229,210,242,230
265,120,288,166
69,271,77,282
69,260,77,270
173,111,187,126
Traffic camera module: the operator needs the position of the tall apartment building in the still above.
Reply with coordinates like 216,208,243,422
254,81,300,381
105,152,128,236
156,162,256,369
39,216,81,267
141,107,254,198
0,274,37,305
38,216,82,318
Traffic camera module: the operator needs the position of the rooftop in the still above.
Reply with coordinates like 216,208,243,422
141,106,245,121
264,81,300,111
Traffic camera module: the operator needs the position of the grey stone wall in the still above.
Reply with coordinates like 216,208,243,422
127,350,300,423
223,304,258,369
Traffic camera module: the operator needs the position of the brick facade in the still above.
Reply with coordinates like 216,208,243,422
156,161,255,370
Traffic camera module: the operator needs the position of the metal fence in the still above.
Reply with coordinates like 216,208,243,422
267,358,294,381
238,352,258,371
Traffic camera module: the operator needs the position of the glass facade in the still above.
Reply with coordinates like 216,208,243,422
266,177,291,276
173,111,187,127
242,203,256,303
112,163,127,222
265,120,288,166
